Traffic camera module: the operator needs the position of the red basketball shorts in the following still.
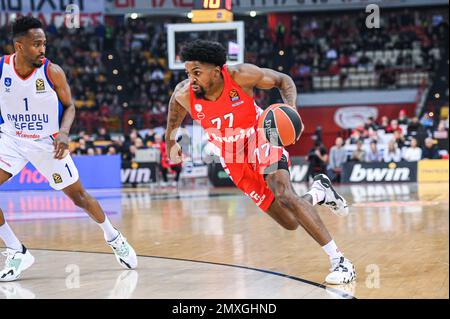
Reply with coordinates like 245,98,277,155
219,141,290,212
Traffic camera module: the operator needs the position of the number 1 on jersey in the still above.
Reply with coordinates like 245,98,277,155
23,98,29,111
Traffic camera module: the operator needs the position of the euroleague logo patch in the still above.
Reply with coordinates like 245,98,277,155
52,173,63,184
36,79,45,92
229,89,240,102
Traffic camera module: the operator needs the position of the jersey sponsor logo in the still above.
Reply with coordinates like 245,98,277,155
52,173,63,184
35,79,45,92
229,89,240,102
7,113,49,131
246,190,266,207
15,131,41,139
194,103,203,112
197,112,205,120
4,77,12,87
205,126,256,144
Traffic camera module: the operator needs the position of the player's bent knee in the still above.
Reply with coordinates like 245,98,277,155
276,193,297,211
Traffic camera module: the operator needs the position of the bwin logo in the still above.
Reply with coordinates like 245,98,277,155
349,164,411,182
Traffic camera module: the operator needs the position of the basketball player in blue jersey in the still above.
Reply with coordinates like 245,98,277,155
0,17,137,281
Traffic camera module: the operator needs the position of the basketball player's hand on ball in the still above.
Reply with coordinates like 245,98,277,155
53,132,70,159
168,142,183,164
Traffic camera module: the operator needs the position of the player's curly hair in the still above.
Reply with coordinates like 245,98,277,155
11,16,43,40
180,40,227,67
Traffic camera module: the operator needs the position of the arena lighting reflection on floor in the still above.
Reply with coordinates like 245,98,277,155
0,189,122,221
0,183,447,235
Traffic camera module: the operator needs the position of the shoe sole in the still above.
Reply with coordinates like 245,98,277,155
314,174,349,215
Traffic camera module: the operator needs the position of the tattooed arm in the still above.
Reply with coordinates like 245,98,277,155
230,63,298,108
166,80,190,164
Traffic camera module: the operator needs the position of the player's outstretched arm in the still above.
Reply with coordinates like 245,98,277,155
232,63,298,108
166,80,189,164
48,63,75,159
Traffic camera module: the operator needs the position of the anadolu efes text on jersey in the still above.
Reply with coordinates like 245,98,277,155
189,65,264,156
0,54,63,140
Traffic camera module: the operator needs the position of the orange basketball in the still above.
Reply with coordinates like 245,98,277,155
258,103,303,147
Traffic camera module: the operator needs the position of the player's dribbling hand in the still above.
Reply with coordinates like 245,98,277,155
168,142,183,164
53,131,70,159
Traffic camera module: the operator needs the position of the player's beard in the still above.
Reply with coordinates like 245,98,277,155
32,55,45,68
194,86,206,99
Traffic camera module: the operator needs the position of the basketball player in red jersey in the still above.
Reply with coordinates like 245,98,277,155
166,40,355,284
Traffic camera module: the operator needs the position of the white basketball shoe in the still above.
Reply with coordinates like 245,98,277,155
0,245,35,282
312,174,349,216
325,257,356,285
107,232,138,269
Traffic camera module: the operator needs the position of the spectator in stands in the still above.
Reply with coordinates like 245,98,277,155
350,140,366,162
122,145,137,161
145,128,156,146
397,109,409,125
420,113,434,130
96,127,112,141
379,116,390,132
364,116,379,131
155,134,182,187
407,116,422,136
386,119,402,134
366,127,380,143
346,128,363,145
403,137,422,162
433,120,449,152
366,141,382,162
383,140,402,162
307,141,328,181
87,148,96,156
327,137,347,182
135,137,145,150
407,115,428,146
393,129,406,149
106,146,117,155
422,137,440,159
74,138,88,155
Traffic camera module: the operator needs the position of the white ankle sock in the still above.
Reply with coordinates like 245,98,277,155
306,186,325,206
322,240,344,260
0,222,22,251
97,217,119,242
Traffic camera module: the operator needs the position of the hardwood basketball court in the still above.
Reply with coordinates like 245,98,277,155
0,181,448,299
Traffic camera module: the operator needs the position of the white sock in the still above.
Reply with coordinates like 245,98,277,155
97,217,119,242
305,186,325,206
0,222,22,251
322,240,344,260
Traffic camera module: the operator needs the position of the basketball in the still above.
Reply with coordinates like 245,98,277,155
258,103,303,147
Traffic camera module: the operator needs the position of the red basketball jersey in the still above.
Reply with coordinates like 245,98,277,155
189,65,262,157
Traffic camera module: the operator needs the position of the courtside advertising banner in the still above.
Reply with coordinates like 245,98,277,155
342,161,418,183
1,155,121,191
121,161,158,185
289,156,309,183
417,159,449,182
